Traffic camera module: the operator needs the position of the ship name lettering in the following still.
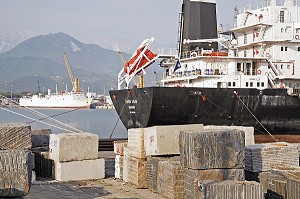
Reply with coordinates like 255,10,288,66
128,106,135,109
130,111,136,114
190,91,202,95
125,100,138,104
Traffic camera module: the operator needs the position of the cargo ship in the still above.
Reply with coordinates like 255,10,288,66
19,53,93,108
110,0,300,134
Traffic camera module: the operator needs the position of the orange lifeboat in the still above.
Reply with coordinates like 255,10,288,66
124,47,157,75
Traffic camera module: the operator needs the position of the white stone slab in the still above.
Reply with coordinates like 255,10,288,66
144,124,204,156
128,128,146,158
54,158,105,181
123,147,129,182
49,132,98,162
204,125,254,146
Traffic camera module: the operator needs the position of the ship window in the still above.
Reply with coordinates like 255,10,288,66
285,47,288,51
244,51,247,57
287,64,290,69
250,82,253,87
298,47,300,51
289,83,292,87
281,47,284,51
261,82,265,87
257,82,260,87
237,63,242,71
228,82,231,87
233,82,236,87
296,83,300,88
281,28,284,33
246,82,249,87
280,11,284,23
244,34,247,44
281,65,283,69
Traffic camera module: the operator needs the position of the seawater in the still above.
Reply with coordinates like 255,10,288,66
0,107,127,138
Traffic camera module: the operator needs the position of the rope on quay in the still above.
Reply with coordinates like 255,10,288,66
109,92,130,139
203,93,278,142
234,91,278,142
0,106,76,133
0,94,84,133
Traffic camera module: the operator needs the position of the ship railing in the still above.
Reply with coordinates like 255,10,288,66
164,68,224,79
155,48,178,56
238,1,300,14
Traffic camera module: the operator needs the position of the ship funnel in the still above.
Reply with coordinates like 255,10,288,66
284,0,295,6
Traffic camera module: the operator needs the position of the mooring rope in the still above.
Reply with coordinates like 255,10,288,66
109,92,130,139
0,106,76,133
234,91,278,142
0,94,84,133
202,93,278,142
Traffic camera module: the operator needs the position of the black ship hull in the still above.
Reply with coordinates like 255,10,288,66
109,87,300,134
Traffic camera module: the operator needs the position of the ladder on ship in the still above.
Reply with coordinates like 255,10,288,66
257,25,268,41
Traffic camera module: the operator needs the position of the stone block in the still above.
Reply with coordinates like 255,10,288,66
179,129,245,169
0,123,32,149
146,156,180,193
32,151,54,179
199,180,264,199
123,146,129,182
0,149,33,197
31,129,51,148
128,128,146,158
49,132,98,162
113,140,127,155
157,160,185,199
287,178,300,199
127,156,147,189
204,125,254,146
185,168,245,199
144,124,203,156
115,154,123,179
267,167,300,193
245,170,268,193
245,142,299,172
54,158,105,181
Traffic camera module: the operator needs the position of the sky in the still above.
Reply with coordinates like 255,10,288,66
0,0,259,46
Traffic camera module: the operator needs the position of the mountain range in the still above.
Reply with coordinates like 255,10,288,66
0,32,164,94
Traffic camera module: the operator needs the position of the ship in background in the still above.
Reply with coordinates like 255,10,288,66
19,53,93,108
110,0,300,135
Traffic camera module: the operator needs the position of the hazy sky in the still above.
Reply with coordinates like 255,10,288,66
0,0,258,45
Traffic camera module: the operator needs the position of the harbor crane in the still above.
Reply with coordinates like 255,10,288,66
63,52,81,92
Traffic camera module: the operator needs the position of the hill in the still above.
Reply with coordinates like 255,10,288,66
0,32,162,94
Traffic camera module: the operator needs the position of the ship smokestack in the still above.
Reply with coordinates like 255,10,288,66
180,0,218,53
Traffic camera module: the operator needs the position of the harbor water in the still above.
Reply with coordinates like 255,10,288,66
0,107,127,138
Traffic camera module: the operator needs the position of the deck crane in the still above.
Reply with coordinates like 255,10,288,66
63,52,81,92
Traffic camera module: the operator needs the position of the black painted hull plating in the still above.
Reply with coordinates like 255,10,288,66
109,87,300,134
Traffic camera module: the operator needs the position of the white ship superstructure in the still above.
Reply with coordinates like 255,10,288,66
19,89,92,108
156,0,300,94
